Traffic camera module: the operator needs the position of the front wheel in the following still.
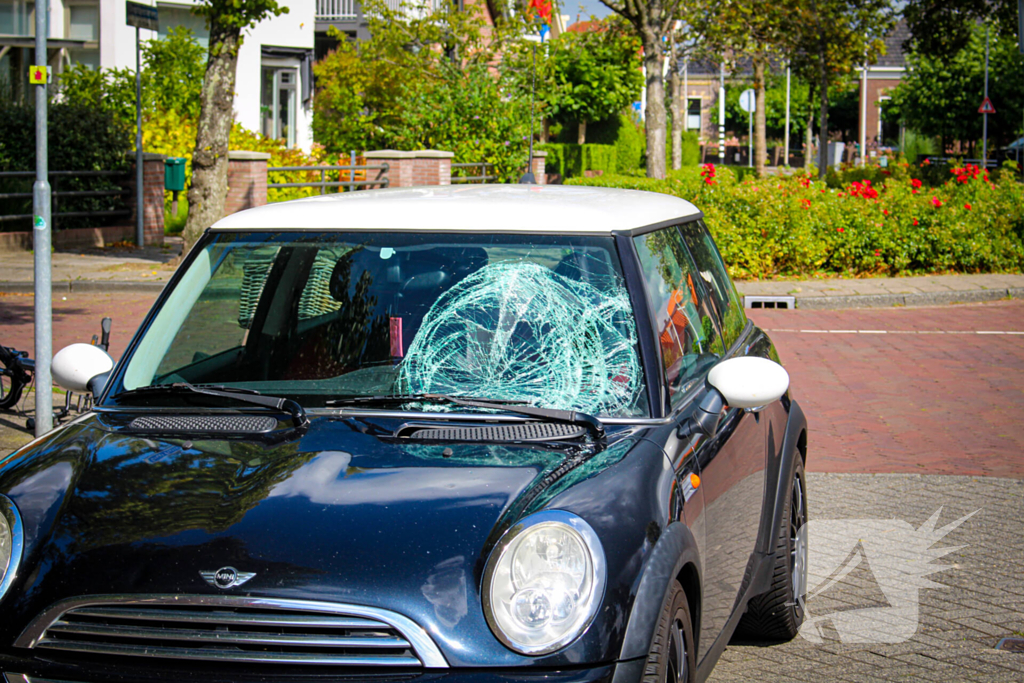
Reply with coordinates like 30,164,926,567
736,457,808,641
0,351,28,411
643,580,696,683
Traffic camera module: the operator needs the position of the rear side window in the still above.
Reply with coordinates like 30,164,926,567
633,227,724,407
678,220,748,349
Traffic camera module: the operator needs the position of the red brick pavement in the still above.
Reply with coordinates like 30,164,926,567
2,292,1022,477
749,299,1024,479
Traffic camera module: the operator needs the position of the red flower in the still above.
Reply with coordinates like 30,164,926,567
913,219,919,226
874,249,881,256
922,158,931,166
837,227,845,233
964,203,972,210
882,209,889,216
931,197,942,208
911,179,922,189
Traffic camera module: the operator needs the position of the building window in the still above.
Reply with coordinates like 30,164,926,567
0,0,34,36
686,98,701,132
261,66,297,148
67,3,98,41
157,4,210,47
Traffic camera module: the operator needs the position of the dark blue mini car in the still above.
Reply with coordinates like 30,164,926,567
0,186,808,683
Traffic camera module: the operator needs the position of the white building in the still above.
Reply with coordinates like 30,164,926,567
1,0,316,150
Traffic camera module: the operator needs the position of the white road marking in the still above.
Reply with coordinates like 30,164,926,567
765,329,1024,336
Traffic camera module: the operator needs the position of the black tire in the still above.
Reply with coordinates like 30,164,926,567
736,457,808,641
643,580,696,683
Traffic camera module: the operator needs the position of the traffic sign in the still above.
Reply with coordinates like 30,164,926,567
739,89,756,113
28,66,47,84
978,97,996,114
126,1,158,30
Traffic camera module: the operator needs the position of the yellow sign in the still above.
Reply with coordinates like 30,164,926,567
28,66,47,84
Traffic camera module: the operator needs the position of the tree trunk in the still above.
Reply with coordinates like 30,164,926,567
578,121,587,145
817,47,830,180
182,22,242,250
804,109,814,171
642,38,667,179
540,118,549,144
669,47,682,171
753,55,767,178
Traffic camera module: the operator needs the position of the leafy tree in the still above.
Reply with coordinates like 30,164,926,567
902,0,1020,61
886,24,1024,152
313,0,533,181
790,0,897,178
513,19,642,144
599,0,684,179
693,0,798,176
183,0,288,249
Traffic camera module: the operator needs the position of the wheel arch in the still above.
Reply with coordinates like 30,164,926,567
618,521,702,661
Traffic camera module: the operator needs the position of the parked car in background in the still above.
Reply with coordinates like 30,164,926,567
0,186,808,683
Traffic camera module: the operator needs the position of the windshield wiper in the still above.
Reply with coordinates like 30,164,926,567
326,393,604,440
116,382,309,429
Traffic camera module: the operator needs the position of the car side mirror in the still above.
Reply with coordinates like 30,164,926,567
677,357,789,439
708,356,790,410
52,343,114,395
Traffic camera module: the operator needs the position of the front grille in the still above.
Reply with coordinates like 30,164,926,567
16,596,447,668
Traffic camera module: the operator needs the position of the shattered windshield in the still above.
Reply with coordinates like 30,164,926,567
111,231,649,418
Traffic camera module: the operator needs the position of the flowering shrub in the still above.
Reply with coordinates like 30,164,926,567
565,161,1024,278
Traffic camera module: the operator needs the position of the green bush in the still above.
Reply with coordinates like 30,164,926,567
539,142,617,178
583,144,617,175
681,131,700,166
567,161,1024,278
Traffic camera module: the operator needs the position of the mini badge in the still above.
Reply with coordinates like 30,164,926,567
201,566,256,590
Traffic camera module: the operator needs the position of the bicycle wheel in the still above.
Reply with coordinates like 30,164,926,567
0,349,28,410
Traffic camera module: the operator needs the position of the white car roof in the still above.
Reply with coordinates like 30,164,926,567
211,184,701,233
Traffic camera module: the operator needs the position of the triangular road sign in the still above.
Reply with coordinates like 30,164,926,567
978,97,996,114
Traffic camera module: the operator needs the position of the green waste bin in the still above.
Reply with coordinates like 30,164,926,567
164,157,186,192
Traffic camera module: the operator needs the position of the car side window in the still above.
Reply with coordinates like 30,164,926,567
678,220,748,349
633,227,725,407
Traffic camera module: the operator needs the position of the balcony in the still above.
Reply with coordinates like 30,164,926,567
316,0,426,22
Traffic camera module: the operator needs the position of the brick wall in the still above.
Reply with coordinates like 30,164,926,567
364,150,455,188
224,151,270,216
530,151,547,185
125,152,166,246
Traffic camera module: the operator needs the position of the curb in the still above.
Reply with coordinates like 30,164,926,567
0,281,167,294
790,287,1023,310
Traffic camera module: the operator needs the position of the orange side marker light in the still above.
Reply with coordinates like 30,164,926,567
689,473,701,489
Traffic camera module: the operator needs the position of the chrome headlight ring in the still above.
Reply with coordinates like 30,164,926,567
0,494,24,604
482,510,606,656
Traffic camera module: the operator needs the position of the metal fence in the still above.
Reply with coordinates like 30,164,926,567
0,170,131,227
451,162,496,184
316,0,406,20
268,162,390,195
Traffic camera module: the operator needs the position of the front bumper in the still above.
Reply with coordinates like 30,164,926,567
1,659,645,683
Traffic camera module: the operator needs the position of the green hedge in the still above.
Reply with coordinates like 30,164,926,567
566,161,1024,278
539,142,618,178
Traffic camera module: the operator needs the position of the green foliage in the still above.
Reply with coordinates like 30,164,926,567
507,18,642,137
583,144,617,174
583,113,645,173
566,160,1024,278
886,24,1024,147
713,72,815,141
0,100,132,231
312,0,532,182
900,130,939,163
902,0,1020,61
680,131,700,166
538,143,617,177
192,0,288,31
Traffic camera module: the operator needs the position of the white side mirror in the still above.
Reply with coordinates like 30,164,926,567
52,343,114,394
708,356,789,410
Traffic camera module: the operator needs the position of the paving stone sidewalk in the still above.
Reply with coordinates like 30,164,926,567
737,273,1024,309
0,240,181,291
709,473,1024,682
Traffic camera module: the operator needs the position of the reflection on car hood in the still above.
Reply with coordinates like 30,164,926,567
0,413,641,666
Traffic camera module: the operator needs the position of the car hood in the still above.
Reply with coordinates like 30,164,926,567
0,412,647,667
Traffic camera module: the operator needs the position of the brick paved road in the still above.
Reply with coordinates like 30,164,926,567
709,473,1024,683
748,300,1024,479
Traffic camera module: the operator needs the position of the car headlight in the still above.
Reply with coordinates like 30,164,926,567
0,494,24,604
483,511,606,655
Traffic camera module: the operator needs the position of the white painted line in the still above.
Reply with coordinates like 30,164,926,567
764,328,1024,336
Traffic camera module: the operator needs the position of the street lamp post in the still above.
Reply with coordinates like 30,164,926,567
33,0,53,436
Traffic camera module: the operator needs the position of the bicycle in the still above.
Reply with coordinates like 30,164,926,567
1,317,112,430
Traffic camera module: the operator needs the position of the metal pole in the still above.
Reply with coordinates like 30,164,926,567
350,150,356,190
135,25,143,246
718,63,726,163
784,63,791,167
682,59,688,132
33,0,52,435
859,64,867,166
747,108,752,168
982,25,989,167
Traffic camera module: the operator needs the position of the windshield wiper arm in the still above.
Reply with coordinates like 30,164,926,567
117,382,309,429
326,393,604,440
